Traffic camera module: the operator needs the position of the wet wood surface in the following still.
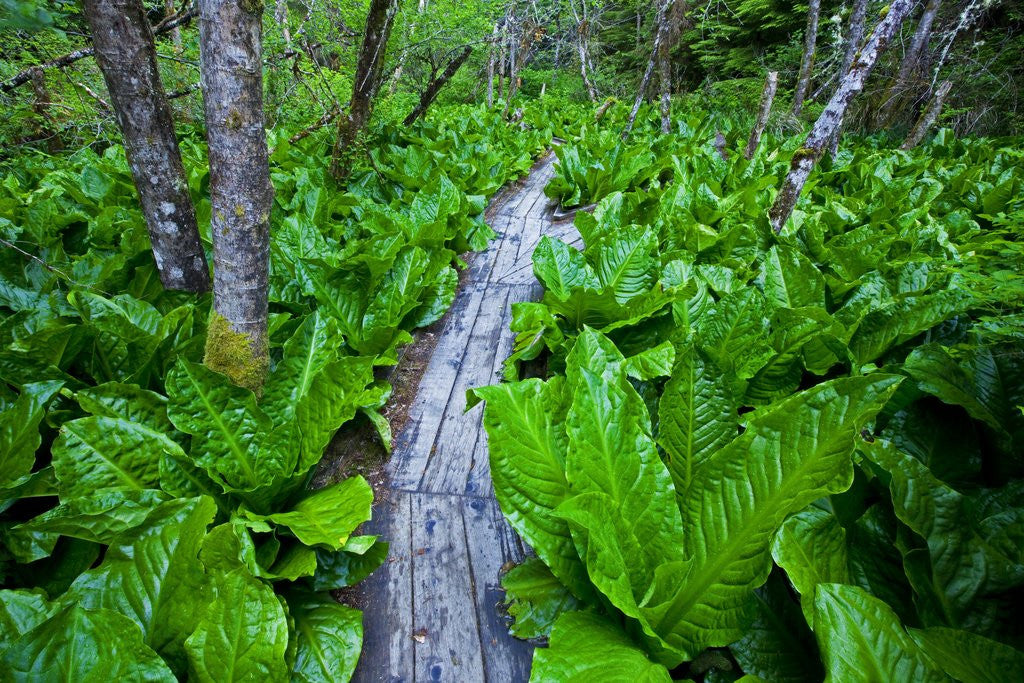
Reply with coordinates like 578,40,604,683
353,154,567,682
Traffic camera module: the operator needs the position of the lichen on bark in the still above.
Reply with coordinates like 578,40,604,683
204,312,268,395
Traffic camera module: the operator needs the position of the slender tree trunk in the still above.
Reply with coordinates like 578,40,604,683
487,22,498,108
826,0,869,157
839,0,868,80
404,46,472,125
572,0,598,102
84,0,209,293
274,0,291,49
744,71,778,159
902,79,952,148
28,67,61,153
505,17,536,117
330,0,399,179
390,0,427,94
878,0,942,126
792,0,821,116
769,0,916,233
198,0,273,391
658,0,686,134
931,0,984,90
625,0,673,139
165,0,182,47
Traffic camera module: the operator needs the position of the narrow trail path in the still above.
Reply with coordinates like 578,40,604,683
352,153,582,682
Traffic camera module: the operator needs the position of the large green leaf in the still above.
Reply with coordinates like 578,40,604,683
813,584,946,683
473,377,593,601
16,489,168,545
51,415,169,499
0,381,62,488
533,236,600,300
260,311,344,424
286,589,363,683
166,360,292,492
563,330,684,576
640,375,901,661
0,589,56,655
771,507,851,623
848,289,971,364
530,611,672,682
909,626,1024,683
593,226,658,303
502,557,580,640
63,496,217,676
1,604,176,682
257,476,373,551
695,288,774,381
658,343,736,493
760,245,826,309
184,568,290,682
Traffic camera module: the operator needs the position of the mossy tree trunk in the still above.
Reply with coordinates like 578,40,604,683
744,70,778,160
770,0,916,234
84,0,210,293
792,0,821,116
902,79,953,149
197,0,273,392
330,0,399,180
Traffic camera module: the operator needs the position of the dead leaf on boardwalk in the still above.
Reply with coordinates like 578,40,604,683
412,628,428,643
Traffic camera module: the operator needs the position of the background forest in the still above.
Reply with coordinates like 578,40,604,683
1,0,1023,681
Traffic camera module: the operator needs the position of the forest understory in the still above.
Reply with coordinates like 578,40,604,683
1,1,1023,681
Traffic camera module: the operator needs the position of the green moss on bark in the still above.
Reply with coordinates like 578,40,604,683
204,312,268,395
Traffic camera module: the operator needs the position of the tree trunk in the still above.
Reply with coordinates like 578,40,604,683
390,0,427,94
744,71,778,159
274,0,291,48
330,0,399,179
878,0,942,126
624,0,674,139
572,0,598,102
931,0,985,90
198,0,273,392
487,22,498,108
165,0,182,47
839,0,868,80
769,0,916,233
792,0,821,116
902,79,952,149
83,0,209,293
826,0,869,158
28,67,61,153
404,46,472,125
504,16,537,117
658,0,687,134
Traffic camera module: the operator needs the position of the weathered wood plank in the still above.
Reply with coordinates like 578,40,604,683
352,492,414,683
463,496,533,682
411,493,485,682
389,284,487,490
465,284,538,496
422,285,511,494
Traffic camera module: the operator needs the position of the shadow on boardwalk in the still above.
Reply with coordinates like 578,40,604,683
352,154,582,682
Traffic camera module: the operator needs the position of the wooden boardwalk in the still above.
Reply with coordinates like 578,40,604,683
352,154,582,682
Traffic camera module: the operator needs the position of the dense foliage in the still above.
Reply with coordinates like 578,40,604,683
477,102,1024,680
0,102,562,679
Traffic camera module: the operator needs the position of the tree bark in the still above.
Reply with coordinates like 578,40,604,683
902,79,952,149
792,0,821,116
198,0,273,391
624,0,674,139
769,0,916,233
826,0,869,158
571,0,598,102
404,46,472,125
878,0,942,126
487,22,498,108
166,0,182,47
744,71,778,159
658,0,687,134
0,7,197,94
83,0,209,293
330,0,399,179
